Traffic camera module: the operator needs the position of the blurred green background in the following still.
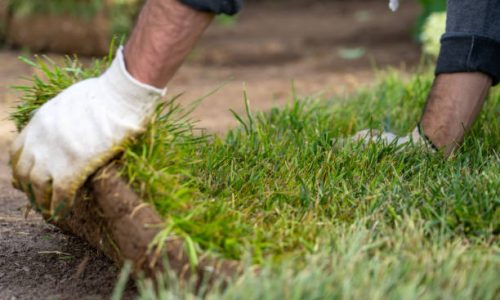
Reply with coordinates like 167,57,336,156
0,0,447,56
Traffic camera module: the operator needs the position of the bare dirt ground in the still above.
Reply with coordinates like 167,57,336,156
0,1,420,298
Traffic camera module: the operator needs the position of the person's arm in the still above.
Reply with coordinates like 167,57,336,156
355,0,498,157
418,0,500,157
124,0,213,88
420,73,491,156
10,0,214,219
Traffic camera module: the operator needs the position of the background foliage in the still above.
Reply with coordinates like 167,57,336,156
3,0,448,44
415,0,446,37
5,0,143,37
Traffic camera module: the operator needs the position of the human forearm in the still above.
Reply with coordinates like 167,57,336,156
10,0,216,218
420,73,491,156
124,0,214,88
419,0,499,156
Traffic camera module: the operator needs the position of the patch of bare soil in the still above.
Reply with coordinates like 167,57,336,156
0,51,137,300
0,1,421,298
0,185,136,300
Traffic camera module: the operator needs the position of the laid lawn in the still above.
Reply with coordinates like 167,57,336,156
13,52,499,299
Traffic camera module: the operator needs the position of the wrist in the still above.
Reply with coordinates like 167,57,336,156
101,46,167,105
123,0,213,88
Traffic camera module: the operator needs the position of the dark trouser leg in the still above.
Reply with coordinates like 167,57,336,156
421,0,500,156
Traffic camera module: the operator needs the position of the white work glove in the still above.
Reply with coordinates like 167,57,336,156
10,46,166,219
349,127,435,150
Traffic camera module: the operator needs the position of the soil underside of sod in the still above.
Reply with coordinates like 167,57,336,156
11,54,500,284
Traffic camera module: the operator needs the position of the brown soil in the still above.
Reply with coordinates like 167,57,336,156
0,1,421,298
57,163,239,282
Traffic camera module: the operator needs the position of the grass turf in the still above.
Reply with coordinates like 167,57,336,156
12,53,499,299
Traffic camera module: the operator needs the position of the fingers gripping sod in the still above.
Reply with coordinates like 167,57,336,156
10,47,167,219
346,127,436,153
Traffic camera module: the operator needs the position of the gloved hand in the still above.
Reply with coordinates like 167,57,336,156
350,127,435,150
10,46,166,219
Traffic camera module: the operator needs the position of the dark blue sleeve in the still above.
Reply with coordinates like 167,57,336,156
179,0,243,15
435,0,500,84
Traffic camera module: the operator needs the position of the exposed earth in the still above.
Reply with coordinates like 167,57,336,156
0,1,421,298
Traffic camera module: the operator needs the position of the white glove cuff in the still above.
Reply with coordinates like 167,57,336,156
410,126,437,152
100,46,167,105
